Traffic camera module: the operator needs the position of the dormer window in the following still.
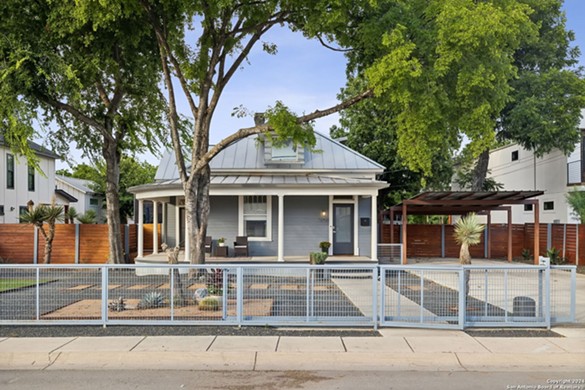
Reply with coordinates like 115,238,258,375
271,140,297,161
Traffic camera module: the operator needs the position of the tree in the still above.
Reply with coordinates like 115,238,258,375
566,190,585,224
0,1,167,263
469,0,585,189
19,200,64,264
58,157,157,223
140,0,535,266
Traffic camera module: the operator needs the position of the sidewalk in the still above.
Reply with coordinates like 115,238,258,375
1,327,584,372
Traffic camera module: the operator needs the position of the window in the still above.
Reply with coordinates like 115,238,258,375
18,206,28,223
271,140,297,161
511,150,519,161
0,205,4,216
544,201,554,211
239,195,271,240
90,198,99,206
523,204,533,211
28,165,35,192
6,154,14,189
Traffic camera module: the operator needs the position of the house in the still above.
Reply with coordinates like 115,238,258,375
0,136,64,223
129,132,388,262
487,112,585,224
55,175,105,223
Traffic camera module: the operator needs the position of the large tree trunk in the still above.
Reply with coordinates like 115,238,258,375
103,138,125,264
184,167,211,267
470,149,490,191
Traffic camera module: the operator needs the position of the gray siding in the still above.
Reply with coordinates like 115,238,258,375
358,197,372,257
165,204,177,247
283,196,329,256
246,196,278,256
207,196,239,255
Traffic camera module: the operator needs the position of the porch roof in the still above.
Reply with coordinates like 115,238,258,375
130,174,388,194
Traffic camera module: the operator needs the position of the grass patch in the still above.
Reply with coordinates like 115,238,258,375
0,279,50,292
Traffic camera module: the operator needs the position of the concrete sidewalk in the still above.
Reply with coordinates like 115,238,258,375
0,327,584,372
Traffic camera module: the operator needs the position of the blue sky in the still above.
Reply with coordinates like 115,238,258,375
56,1,585,169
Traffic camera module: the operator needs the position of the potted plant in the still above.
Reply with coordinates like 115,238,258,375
310,251,328,265
218,237,226,247
319,241,331,254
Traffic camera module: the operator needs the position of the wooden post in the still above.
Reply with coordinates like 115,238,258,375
534,200,540,265
390,209,394,244
487,211,492,259
402,202,408,264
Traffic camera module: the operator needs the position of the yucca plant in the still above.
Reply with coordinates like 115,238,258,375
138,292,165,309
19,199,64,264
76,209,97,224
64,207,78,224
453,213,485,265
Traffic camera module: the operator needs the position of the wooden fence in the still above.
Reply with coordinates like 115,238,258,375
0,224,160,264
381,223,582,265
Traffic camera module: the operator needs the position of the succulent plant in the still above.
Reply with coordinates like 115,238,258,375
198,296,220,311
138,291,165,309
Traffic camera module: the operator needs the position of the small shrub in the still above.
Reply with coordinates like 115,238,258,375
207,269,223,295
521,248,532,261
198,296,220,311
138,291,165,309
546,247,566,265
319,241,331,252
310,252,328,264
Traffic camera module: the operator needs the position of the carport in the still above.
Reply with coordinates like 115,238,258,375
385,191,544,265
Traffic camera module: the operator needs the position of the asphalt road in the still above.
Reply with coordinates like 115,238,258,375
1,370,584,390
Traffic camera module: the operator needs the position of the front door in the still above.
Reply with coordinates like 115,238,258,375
333,204,354,255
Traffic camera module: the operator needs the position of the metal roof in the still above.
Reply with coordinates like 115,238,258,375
0,135,60,160
54,189,78,203
56,175,98,194
155,132,384,180
388,191,544,215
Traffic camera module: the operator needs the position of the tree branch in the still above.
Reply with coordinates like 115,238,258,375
38,94,109,137
316,34,353,53
297,89,373,123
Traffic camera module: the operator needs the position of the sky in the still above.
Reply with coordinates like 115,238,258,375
54,1,585,170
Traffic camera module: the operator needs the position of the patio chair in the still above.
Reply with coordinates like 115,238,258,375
234,236,249,257
205,236,212,254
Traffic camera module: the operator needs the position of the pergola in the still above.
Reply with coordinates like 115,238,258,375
386,191,544,265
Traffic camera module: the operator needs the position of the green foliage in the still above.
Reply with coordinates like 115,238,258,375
408,215,449,225
566,190,585,224
138,292,165,310
521,248,533,261
454,164,504,191
19,204,64,228
77,210,97,224
454,214,485,247
310,252,328,265
546,247,566,265
264,101,317,150
198,296,220,311
319,241,331,251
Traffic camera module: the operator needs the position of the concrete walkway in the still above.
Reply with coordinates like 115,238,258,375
1,327,583,372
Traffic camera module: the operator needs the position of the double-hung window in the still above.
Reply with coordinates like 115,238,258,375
239,195,271,241
6,154,14,189
28,165,35,192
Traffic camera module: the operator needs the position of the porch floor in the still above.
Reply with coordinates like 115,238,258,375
134,252,373,264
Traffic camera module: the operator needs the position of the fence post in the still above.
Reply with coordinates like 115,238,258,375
101,266,109,327
75,224,80,264
124,224,130,263
545,266,551,329
547,224,552,250
33,226,38,264
379,266,386,326
35,267,40,321
236,267,243,326
562,224,567,258
577,224,580,266
305,268,311,322
441,225,445,258
372,266,378,329
458,267,466,330
170,266,174,321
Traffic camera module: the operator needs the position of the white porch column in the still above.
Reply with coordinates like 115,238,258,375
175,205,180,249
353,195,359,255
184,208,190,262
161,202,167,244
278,195,284,262
137,199,144,258
153,201,159,254
371,194,378,261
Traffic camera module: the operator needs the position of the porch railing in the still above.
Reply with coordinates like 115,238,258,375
0,264,576,329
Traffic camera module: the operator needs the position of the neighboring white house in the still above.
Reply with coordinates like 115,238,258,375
0,136,62,223
55,175,105,223
487,112,585,224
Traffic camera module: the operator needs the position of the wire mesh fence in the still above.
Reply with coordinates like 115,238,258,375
377,244,403,264
0,263,576,328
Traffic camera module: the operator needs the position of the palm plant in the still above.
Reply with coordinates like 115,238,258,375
453,213,485,265
19,200,64,264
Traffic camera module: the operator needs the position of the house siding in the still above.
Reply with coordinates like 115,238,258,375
283,196,329,256
207,196,239,255
165,203,177,247
358,197,372,257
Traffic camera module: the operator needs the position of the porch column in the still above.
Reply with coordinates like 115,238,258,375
371,194,378,261
353,195,359,255
278,195,284,262
137,199,144,258
153,201,159,255
175,205,180,249
161,202,167,245
184,208,190,262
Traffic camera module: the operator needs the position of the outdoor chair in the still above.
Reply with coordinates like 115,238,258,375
234,236,249,257
205,236,213,254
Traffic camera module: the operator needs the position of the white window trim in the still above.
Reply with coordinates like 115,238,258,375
238,195,272,242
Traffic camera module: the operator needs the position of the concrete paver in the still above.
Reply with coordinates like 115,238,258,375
131,336,215,352
378,328,472,338
55,336,144,352
208,336,278,352
277,336,345,352
475,337,566,354
552,327,585,338
546,337,585,353
0,337,74,353
343,336,413,353
405,336,489,353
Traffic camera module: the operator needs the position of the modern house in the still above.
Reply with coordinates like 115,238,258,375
55,175,104,223
487,112,585,224
0,136,61,223
129,132,388,262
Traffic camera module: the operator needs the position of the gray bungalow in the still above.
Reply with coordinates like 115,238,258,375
129,132,387,262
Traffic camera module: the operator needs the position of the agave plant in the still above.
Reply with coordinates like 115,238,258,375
453,213,485,265
138,292,165,309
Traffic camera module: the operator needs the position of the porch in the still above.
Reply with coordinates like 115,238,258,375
134,252,373,264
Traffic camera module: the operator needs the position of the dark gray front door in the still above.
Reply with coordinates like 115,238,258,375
333,204,354,255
